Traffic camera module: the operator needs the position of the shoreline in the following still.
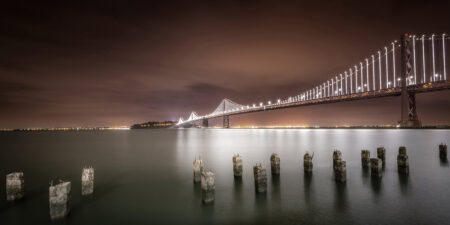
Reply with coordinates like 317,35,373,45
2,126,450,132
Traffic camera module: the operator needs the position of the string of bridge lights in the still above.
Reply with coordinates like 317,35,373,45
178,34,448,125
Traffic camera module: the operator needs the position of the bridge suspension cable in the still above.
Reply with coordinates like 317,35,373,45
177,34,449,126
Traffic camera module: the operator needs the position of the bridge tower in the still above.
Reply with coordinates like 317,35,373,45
223,115,230,128
400,34,421,127
202,118,209,127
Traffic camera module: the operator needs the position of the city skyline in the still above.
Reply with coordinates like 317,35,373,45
1,1,450,128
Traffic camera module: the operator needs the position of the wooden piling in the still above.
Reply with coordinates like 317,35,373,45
303,153,313,173
201,170,215,203
439,143,447,159
361,150,371,167
81,167,94,195
6,172,24,201
370,158,383,178
253,164,267,193
397,146,409,174
270,153,280,175
232,154,243,177
377,147,386,165
193,157,203,182
49,181,71,220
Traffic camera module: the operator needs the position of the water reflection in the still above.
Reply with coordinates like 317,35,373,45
361,166,370,178
398,173,410,195
334,182,348,212
233,177,243,204
370,177,382,195
254,191,268,222
271,175,280,198
271,175,281,214
193,182,201,200
440,158,449,167
303,172,313,204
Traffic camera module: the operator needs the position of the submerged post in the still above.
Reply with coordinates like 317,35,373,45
193,157,203,183
232,154,243,177
81,167,94,195
270,153,280,175
253,163,267,193
303,152,313,173
377,147,386,165
361,150,371,167
49,181,71,220
397,146,409,174
370,158,383,178
439,143,447,159
6,172,24,201
201,170,215,204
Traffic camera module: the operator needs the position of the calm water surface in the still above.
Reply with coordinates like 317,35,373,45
0,129,449,225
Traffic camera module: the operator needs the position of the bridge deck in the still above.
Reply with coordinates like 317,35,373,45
183,80,450,123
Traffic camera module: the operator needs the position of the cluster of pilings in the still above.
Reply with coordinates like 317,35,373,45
191,143,446,203
361,146,412,179
4,167,95,221
193,157,216,203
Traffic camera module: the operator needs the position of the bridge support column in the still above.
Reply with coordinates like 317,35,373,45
223,115,230,128
202,119,208,127
400,34,421,127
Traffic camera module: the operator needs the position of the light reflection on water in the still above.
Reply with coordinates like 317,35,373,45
0,129,449,225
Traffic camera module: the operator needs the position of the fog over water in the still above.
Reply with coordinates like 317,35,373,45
0,129,449,224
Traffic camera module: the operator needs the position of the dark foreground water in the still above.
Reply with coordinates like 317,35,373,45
0,129,449,225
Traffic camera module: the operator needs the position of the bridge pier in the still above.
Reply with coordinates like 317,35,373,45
223,115,230,128
202,119,209,128
400,34,421,127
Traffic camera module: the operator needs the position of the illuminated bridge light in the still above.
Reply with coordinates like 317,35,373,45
176,34,449,126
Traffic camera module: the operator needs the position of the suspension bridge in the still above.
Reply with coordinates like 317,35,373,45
177,34,450,128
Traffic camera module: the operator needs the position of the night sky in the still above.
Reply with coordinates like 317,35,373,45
1,0,450,128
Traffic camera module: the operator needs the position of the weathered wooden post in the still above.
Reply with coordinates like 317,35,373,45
253,163,267,193
303,153,313,173
361,150,371,167
397,146,409,174
439,143,447,159
333,150,342,171
334,160,346,182
232,154,243,177
193,157,203,182
377,147,386,165
49,180,71,220
270,153,280,175
81,167,94,195
201,170,215,204
370,158,383,178
6,172,24,201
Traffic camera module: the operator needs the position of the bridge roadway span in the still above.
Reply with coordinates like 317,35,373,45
189,80,450,122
